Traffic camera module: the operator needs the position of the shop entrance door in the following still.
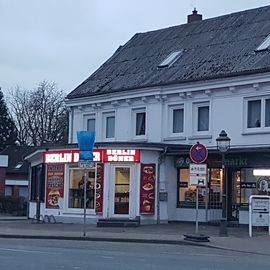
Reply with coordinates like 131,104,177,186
227,169,241,221
113,166,130,216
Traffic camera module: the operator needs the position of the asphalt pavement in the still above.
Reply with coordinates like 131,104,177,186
0,215,269,256
1,238,269,270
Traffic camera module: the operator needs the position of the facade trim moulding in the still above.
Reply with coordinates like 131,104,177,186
65,72,270,107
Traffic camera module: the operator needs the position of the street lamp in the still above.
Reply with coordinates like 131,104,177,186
216,130,231,236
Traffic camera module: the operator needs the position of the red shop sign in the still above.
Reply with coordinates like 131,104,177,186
140,164,156,215
44,149,140,163
95,163,104,214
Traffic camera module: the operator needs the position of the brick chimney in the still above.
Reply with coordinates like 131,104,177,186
187,8,202,23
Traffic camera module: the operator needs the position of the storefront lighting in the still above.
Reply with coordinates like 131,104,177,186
253,169,270,176
216,130,231,153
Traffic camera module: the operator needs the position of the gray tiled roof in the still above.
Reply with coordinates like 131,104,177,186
0,146,37,174
67,5,270,99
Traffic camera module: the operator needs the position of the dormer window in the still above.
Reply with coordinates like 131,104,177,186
14,162,23,169
158,50,183,68
255,34,270,51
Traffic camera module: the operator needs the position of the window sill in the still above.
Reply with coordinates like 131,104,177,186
242,129,270,135
163,136,186,141
103,138,116,142
131,136,148,142
188,134,212,140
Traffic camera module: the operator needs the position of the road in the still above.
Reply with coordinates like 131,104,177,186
0,238,269,270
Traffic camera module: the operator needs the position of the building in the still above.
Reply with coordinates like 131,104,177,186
0,146,36,199
27,6,270,225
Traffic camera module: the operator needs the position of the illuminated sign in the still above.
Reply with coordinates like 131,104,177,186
104,149,140,162
44,150,101,164
44,149,140,163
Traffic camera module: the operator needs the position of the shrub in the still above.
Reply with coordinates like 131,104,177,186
0,196,27,216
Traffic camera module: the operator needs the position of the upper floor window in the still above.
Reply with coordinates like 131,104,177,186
103,112,115,139
168,105,184,135
198,106,209,131
246,97,270,129
87,118,96,132
132,108,146,138
83,114,96,133
136,112,146,136
106,116,115,138
193,102,209,132
247,100,261,128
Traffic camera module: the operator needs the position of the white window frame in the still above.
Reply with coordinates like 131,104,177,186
167,104,185,137
244,96,270,133
193,101,210,135
132,107,147,140
83,113,96,132
102,111,116,141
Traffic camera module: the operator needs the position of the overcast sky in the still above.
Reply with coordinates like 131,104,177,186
1,0,270,94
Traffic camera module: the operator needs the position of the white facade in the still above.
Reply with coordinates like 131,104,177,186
67,73,270,150
64,72,270,225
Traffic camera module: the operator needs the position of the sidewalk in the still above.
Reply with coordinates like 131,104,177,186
0,217,269,256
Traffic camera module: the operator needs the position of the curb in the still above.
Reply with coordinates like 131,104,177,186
0,234,269,256
0,233,212,247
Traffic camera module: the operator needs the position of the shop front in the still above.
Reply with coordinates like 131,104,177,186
26,147,159,224
173,150,270,225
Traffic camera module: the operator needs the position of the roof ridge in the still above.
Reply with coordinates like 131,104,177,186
135,5,270,37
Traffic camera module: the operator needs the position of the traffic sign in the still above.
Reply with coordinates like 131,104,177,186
189,175,207,186
190,164,207,175
189,143,208,164
78,160,95,169
189,163,207,186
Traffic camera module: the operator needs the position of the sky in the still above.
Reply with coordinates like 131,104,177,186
1,0,270,95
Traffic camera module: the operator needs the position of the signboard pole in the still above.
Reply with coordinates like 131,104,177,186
83,168,87,237
195,186,199,234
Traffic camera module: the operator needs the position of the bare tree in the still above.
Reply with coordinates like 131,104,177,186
9,81,68,146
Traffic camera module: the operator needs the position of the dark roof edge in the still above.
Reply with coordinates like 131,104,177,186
66,67,270,100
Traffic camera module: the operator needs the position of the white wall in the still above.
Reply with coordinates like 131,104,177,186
68,73,270,150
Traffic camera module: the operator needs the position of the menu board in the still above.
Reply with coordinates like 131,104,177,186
140,164,156,214
46,164,65,209
95,163,104,213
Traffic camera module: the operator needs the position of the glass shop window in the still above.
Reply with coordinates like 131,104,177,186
177,169,207,207
69,168,96,209
240,168,270,207
177,168,223,208
208,168,223,208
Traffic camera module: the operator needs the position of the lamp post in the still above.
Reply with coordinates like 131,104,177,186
216,130,231,236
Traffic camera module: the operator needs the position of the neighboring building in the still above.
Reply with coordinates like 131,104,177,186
0,146,36,199
28,6,270,225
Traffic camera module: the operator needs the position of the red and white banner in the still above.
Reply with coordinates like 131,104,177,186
46,164,65,209
44,149,140,164
140,164,156,215
95,163,104,213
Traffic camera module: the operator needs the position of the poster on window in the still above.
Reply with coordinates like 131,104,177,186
95,163,104,213
46,164,65,209
140,164,156,214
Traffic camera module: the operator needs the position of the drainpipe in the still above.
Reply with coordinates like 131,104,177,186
68,107,74,144
157,147,168,224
